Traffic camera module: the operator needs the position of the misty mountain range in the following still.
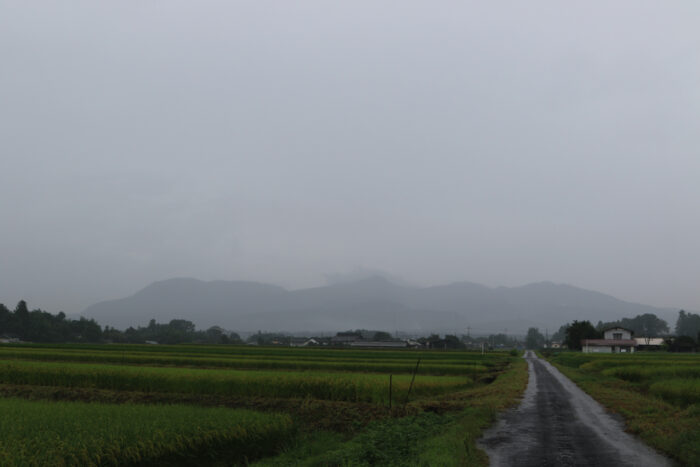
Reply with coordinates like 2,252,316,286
82,277,679,335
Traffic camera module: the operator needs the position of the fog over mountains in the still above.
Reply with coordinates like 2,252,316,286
82,277,677,335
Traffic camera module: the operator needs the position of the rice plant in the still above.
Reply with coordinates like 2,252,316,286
0,359,472,403
0,397,294,466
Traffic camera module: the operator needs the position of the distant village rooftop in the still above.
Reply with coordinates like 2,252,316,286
349,341,410,349
582,327,636,353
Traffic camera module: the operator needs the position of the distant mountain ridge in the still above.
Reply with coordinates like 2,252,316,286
82,277,678,335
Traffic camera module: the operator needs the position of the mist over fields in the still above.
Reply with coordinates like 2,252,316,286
82,277,677,335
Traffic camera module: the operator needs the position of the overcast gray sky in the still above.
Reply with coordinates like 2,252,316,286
1,1,699,314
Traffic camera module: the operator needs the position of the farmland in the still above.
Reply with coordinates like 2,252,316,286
0,399,293,466
0,343,527,466
547,352,700,466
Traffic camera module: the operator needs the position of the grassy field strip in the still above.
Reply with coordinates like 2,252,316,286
0,359,472,403
0,343,510,361
648,379,700,406
254,357,529,466
554,354,700,370
0,348,495,375
0,397,294,466
602,364,700,381
0,345,497,363
551,353,700,406
548,353,700,466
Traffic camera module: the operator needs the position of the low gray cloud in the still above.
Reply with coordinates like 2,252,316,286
1,1,699,313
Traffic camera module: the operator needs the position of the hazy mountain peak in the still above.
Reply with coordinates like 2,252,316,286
83,277,676,333
323,270,412,287
338,275,400,288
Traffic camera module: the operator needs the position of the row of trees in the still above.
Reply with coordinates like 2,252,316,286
0,301,102,342
594,313,669,339
0,301,240,345
104,319,242,345
0,301,507,349
468,333,520,348
4,300,700,349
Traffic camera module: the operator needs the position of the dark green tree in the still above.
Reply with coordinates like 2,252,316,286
14,300,29,316
564,320,601,350
525,328,545,349
443,334,465,349
373,331,393,341
0,303,10,334
675,310,700,340
597,313,669,339
13,300,29,335
667,335,697,352
69,317,103,342
630,313,669,339
551,324,568,342
484,333,518,347
418,334,464,349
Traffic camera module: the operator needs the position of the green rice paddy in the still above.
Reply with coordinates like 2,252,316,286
0,343,523,465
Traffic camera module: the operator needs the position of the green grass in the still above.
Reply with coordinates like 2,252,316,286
0,346,492,376
0,397,294,466
548,352,700,466
253,356,529,466
551,352,700,407
648,379,700,406
0,359,472,403
0,343,511,364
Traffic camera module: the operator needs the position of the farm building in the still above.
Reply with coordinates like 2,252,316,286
634,337,664,351
289,338,318,347
581,327,636,353
0,336,21,344
350,341,408,349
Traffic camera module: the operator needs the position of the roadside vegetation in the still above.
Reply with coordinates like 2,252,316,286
0,343,527,465
254,355,528,466
547,352,700,466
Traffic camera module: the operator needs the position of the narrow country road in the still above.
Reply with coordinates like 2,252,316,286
479,351,672,467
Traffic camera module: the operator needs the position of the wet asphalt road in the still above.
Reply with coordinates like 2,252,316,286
479,351,671,467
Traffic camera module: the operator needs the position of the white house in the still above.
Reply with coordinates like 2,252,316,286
603,327,632,340
582,327,636,353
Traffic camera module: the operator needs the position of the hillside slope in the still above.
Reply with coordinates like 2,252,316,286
82,277,677,334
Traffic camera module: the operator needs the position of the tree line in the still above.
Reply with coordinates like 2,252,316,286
0,301,240,345
3,300,700,349
0,301,102,343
